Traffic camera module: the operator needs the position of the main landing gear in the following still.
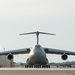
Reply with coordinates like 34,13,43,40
25,64,50,68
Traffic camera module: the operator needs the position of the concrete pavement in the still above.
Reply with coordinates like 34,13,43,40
0,68,75,75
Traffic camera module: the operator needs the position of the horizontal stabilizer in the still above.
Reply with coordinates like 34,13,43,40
19,32,36,35
19,31,56,35
19,31,56,45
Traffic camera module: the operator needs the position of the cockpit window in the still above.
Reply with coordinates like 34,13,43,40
35,45,41,47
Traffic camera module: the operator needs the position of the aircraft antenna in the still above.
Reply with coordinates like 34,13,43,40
19,31,56,45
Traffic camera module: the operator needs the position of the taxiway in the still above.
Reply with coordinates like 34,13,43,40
0,68,75,75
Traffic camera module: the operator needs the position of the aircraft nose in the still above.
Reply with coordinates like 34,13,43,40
29,51,46,64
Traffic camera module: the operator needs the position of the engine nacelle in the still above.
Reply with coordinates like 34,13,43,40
7,53,14,60
61,54,68,60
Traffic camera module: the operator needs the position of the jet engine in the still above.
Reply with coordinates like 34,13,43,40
61,54,68,60
7,53,14,60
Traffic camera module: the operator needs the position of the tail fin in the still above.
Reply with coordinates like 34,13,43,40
19,31,56,45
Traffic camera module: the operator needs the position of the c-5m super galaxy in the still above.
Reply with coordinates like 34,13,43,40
0,31,75,68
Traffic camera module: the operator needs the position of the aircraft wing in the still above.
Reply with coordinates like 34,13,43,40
44,48,75,55
0,48,30,55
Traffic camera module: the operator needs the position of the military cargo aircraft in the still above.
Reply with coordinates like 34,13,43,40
0,31,75,68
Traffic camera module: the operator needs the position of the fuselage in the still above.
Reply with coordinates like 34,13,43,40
27,45,48,65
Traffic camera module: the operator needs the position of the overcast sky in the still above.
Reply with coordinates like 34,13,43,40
0,0,75,63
